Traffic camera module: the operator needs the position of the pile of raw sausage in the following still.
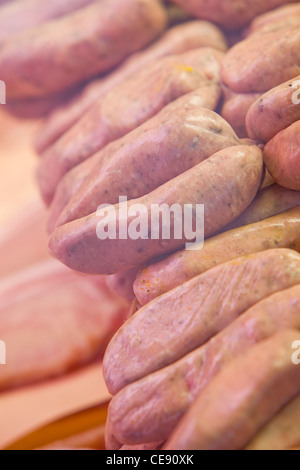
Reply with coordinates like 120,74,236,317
1,0,300,450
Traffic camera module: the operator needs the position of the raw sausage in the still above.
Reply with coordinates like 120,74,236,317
105,285,300,447
168,0,298,30
35,21,227,153
0,0,167,100
246,394,300,450
0,260,128,391
263,120,300,191
246,75,300,143
221,86,261,138
0,0,95,42
53,105,239,229
222,25,300,93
